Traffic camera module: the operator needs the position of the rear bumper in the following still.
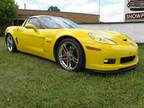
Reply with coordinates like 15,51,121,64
85,44,139,72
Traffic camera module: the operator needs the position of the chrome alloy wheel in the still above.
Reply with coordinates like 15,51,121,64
7,36,13,52
58,42,79,71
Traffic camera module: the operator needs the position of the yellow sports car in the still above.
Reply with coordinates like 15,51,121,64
5,15,138,72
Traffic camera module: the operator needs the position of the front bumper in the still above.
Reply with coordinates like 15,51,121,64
85,44,139,71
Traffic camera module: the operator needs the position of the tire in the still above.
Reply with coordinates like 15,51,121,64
56,38,85,72
6,34,17,52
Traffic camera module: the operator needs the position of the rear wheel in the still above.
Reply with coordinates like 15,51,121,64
6,34,17,52
57,38,85,72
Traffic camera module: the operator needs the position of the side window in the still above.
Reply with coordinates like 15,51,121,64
22,19,29,26
27,18,43,29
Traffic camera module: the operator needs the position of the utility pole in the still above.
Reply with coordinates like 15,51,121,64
99,0,101,15
24,3,26,9
99,0,101,22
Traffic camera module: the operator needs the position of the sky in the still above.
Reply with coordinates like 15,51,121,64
15,0,125,22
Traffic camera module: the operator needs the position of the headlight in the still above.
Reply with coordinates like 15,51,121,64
96,36,117,45
89,32,117,45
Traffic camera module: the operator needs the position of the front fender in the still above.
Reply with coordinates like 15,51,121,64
5,26,19,38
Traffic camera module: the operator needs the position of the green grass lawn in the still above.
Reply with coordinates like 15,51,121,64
0,36,144,108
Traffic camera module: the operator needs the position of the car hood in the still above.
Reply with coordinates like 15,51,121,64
71,29,136,46
43,28,136,46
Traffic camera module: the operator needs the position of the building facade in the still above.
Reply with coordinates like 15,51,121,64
14,9,100,25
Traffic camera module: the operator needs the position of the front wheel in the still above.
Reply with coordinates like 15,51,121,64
6,34,17,52
57,38,85,72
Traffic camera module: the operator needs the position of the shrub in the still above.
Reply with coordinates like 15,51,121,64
0,0,18,36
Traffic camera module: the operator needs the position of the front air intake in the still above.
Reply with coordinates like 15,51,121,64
120,56,135,64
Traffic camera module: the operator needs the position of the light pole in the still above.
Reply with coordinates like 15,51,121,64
99,0,101,15
24,3,26,9
99,0,101,22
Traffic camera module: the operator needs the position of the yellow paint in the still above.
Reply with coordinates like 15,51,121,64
5,25,138,71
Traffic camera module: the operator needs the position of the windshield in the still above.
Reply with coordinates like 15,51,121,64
39,16,79,29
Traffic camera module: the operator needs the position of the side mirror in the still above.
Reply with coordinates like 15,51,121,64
25,24,38,32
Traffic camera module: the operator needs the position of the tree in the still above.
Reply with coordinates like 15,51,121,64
0,0,18,35
48,6,60,12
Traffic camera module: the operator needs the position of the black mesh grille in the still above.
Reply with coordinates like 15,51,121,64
120,56,135,64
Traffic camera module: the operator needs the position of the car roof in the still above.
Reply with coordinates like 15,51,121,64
29,15,62,19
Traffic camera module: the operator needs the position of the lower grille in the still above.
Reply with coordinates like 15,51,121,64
120,56,135,64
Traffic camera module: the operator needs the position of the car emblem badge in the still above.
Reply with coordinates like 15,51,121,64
123,38,127,41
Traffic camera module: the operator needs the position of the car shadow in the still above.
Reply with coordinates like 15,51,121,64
83,65,137,77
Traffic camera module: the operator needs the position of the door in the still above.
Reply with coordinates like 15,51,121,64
18,18,45,56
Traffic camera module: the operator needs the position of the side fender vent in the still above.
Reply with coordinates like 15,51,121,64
16,37,19,44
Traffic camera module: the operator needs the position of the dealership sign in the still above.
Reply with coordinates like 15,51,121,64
126,12,144,20
125,0,144,21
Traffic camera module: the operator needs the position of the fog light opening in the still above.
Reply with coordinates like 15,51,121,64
104,58,116,64
104,59,109,63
